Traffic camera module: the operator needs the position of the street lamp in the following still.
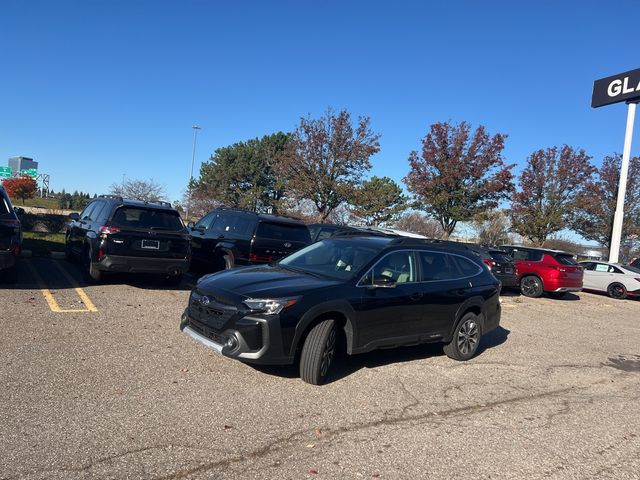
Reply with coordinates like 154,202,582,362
186,125,201,220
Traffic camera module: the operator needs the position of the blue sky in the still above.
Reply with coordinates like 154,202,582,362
2,0,639,212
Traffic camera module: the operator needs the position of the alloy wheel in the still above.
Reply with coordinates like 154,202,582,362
319,329,336,377
456,319,479,356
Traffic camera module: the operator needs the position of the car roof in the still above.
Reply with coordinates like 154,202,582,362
98,195,175,211
211,207,306,226
501,245,574,256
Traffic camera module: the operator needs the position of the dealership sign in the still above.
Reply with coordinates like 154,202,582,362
592,68,640,108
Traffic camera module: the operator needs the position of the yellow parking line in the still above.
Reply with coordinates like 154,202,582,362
25,260,97,313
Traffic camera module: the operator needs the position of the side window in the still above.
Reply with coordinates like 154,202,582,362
195,212,216,230
511,249,528,261
208,213,231,236
581,262,595,271
451,256,482,277
418,251,459,281
226,216,254,237
361,251,416,285
610,265,623,274
80,202,97,221
96,202,112,224
594,263,609,272
89,201,105,222
527,251,544,261
317,228,336,241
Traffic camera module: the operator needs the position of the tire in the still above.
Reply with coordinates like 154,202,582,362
299,319,337,385
444,312,482,361
1,266,18,284
607,282,627,300
520,275,543,298
85,248,102,283
65,235,74,262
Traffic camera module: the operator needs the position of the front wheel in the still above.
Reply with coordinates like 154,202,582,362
520,275,543,298
299,320,337,385
444,312,482,361
607,282,627,299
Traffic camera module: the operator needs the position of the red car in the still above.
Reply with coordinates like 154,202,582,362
500,246,583,298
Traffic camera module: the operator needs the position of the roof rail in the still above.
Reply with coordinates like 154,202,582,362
145,200,172,208
215,206,303,222
99,194,123,201
388,237,473,250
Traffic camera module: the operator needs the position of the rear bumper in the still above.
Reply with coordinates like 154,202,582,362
97,255,189,275
494,272,519,288
550,286,582,293
0,250,18,270
544,277,583,293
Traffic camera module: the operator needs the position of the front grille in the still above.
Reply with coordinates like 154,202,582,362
189,317,226,344
505,267,513,274
189,294,238,330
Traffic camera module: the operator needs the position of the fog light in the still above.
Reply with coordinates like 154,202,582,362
224,334,239,350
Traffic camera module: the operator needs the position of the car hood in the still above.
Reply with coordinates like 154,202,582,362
196,265,343,298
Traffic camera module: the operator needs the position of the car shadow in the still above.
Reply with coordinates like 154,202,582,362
545,292,581,301
252,326,511,385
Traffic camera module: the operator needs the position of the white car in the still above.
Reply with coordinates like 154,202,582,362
579,261,640,299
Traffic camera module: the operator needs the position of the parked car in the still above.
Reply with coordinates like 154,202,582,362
65,195,190,284
579,261,640,299
465,245,519,288
500,245,583,298
189,208,311,273
629,258,640,269
0,185,24,283
308,223,428,242
180,236,502,385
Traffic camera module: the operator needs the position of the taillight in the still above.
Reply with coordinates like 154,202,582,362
548,265,567,272
0,218,21,232
100,226,121,238
483,259,496,267
249,253,274,263
97,247,106,261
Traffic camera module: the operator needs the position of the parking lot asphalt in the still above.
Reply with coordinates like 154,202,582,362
1,258,639,480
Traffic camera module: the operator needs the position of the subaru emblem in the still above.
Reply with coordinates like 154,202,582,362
200,296,211,306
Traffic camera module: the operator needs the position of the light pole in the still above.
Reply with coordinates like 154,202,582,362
186,125,201,220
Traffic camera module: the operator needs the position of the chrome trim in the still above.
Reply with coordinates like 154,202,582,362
183,326,223,354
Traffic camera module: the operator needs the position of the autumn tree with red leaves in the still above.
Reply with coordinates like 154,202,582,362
275,108,381,222
403,121,513,238
2,175,37,204
571,153,640,248
510,145,595,246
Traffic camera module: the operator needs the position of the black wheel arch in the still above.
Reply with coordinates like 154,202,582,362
289,300,356,358
448,297,486,343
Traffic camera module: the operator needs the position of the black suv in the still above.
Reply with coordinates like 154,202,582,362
189,208,310,273
0,185,24,282
66,195,190,283
180,236,502,385
465,245,519,288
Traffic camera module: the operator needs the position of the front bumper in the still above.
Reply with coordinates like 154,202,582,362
180,309,292,365
97,255,189,275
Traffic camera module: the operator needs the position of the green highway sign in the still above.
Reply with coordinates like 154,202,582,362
0,166,11,178
20,168,38,178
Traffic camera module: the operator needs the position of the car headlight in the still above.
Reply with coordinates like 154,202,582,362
242,297,299,314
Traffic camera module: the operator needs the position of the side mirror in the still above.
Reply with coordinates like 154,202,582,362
187,221,195,229
13,207,25,216
69,212,80,221
368,275,397,289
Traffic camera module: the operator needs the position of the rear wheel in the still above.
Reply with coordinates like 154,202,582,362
84,248,103,283
164,274,184,286
299,319,337,385
444,312,482,361
520,275,543,298
607,282,627,299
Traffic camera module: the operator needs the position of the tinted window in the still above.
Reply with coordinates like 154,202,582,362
89,201,106,222
489,250,513,263
553,254,578,265
610,265,623,274
195,212,216,230
256,222,311,243
111,207,183,230
280,239,382,280
452,256,482,277
361,251,416,285
308,225,320,241
623,265,640,274
581,262,595,271
224,215,255,237
418,251,460,281
317,228,337,241
80,202,98,221
511,249,543,262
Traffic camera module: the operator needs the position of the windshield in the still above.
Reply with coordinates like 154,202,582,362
278,239,383,279
111,207,184,231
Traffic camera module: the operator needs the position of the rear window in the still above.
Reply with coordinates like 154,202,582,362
488,250,513,263
256,222,311,243
111,207,184,231
623,265,640,274
553,254,578,265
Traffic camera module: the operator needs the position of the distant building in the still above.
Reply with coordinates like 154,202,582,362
8,156,38,173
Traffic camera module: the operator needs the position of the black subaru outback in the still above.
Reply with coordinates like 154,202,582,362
66,195,191,284
181,236,502,385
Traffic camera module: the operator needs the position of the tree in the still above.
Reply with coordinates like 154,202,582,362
471,210,512,245
192,133,289,213
276,108,381,222
404,121,513,238
542,237,583,255
351,176,406,226
109,178,167,202
510,145,595,246
571,153,640,249
2,175,37,204
393,212,444,238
